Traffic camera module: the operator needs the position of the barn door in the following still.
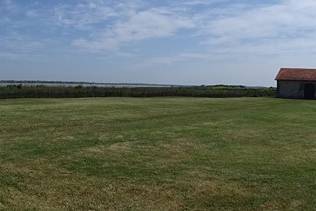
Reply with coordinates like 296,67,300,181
304,84,315,99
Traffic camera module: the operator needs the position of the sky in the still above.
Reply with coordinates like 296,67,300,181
1,0,316,86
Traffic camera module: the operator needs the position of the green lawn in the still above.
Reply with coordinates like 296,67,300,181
0,97,315,210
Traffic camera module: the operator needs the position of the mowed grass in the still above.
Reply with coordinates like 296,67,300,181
0,97,315,210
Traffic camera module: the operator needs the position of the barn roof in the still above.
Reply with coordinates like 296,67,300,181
275,68,316,81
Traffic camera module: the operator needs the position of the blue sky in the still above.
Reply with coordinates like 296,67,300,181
1,0,316,86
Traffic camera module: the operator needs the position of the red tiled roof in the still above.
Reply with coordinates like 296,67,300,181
275,68,316,81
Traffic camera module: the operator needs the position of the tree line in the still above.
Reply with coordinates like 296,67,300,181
0,85,276,99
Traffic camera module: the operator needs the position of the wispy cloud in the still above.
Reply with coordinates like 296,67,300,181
201,0,316,54
73,7,194,51
2,0,316,85
3,0,316,56
54,0,118,29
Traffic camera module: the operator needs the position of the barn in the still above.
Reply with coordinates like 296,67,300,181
276,68,316,99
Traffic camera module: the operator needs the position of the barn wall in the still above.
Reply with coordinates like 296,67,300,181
278,81,316,98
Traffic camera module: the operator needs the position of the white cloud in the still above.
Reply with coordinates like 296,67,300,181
3,0,316,62
54,0,118,28
202,0,316,54
73,8,194,51
133,0,316,67
181,0,213,6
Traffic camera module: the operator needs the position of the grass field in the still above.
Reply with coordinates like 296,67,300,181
0,97,315,210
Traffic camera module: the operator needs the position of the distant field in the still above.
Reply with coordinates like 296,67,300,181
0,97,315,210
